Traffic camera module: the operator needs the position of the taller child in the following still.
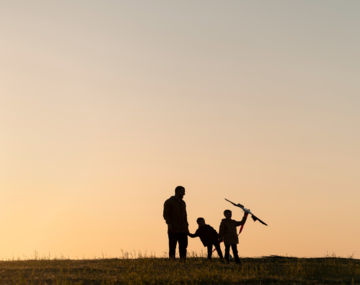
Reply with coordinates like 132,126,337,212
163,186,189,259
219,209,248,263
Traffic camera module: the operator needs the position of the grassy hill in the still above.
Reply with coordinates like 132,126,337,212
0,256,358,284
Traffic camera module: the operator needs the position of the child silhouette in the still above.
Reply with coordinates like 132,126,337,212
219,209,248,263
188,217,223,260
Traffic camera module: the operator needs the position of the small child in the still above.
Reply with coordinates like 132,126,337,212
219,209,248,263
188,217,223,260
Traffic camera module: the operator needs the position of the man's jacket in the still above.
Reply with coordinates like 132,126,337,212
163,196,188,233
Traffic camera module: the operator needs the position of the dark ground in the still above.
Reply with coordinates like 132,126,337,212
0,256,358,284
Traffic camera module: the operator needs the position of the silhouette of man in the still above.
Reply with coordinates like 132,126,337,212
163,185,189,259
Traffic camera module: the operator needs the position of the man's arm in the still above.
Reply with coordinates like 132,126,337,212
184,201,189,228
163,200,170,224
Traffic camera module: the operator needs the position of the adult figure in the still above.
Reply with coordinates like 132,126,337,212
163,185,189,259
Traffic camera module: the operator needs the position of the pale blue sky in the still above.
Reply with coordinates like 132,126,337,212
0,1,359,258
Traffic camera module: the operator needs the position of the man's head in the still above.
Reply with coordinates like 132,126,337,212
196,217,205,226
174,185,185,200
224,209,232,219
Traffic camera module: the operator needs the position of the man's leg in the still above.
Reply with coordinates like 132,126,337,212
214,242,223,259
178,232,188,259
168,232,177,259
224,244,230,263
207,245,213,259
231,244,240,263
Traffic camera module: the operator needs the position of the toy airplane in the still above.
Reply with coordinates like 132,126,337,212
225,198,268,226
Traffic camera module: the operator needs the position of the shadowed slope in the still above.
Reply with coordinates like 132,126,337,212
0,256,358,284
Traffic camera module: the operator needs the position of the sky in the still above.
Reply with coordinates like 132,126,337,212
0,0,359,259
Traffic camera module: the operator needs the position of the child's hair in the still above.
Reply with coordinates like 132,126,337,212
224,209,232,216
196,217,205,223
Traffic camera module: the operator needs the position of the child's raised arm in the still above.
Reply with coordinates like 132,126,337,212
235,212,249,226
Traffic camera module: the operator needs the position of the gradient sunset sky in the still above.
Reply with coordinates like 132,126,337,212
1,1,359,259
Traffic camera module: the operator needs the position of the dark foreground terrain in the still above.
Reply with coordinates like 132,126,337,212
0,256,358,284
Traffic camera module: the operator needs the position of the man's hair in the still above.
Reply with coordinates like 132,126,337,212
224,209,232,215
175,185,185,194
196,217,205,223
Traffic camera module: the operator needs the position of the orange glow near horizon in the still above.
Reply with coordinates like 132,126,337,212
0,1,359,259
